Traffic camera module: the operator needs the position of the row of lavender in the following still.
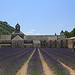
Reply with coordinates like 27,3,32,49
39,48,70,75
27,48,43,75
0,48,74,75
0,48,34,75
42,48,75,70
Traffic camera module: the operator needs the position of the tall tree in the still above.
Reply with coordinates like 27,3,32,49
64,31,70,38
71,28,75,37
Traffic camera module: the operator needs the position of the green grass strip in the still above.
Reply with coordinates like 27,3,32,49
27,48,36,63
22,48,36,66
38,48,41,56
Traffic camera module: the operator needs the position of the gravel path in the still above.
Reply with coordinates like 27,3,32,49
16,49,35,75
38,49,56,75
59,61,75,75
16,48,75,75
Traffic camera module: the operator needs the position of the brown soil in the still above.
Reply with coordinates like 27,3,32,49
16,61,28,75
38,49,56,75
59,61,75,75
16,49,35,75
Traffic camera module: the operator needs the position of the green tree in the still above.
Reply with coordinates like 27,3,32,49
71,28,75,37
61,30,64,33
0,21,15,38
64,31,70,38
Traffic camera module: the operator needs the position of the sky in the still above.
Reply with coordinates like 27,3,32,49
0,0,75,35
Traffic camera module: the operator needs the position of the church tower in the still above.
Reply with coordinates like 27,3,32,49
11,23,24,39
15,23,20,33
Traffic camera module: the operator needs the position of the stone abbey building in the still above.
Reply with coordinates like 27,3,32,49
0,24,74,48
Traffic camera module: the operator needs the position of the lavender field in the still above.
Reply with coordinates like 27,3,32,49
0,48,75,75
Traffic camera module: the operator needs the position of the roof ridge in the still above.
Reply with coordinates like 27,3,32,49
12,35,23,40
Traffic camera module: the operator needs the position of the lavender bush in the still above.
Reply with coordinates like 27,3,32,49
40,48,70,75
27,48,43,75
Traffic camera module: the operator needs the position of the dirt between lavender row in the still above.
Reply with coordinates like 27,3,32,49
16,49,56,75
59,61,75,75
38,50,56,75
16,49,75,75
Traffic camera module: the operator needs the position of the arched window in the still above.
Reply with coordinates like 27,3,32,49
50,40,52,48
61,40,63,48
55,40,57,48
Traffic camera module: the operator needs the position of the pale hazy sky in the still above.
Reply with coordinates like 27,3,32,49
0,0,75,35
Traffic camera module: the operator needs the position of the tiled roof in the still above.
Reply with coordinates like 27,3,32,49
33,40,40,43
12,31,24,34
69,37,75,40
12,35,23,40
1,35,11,40
24,35,57,40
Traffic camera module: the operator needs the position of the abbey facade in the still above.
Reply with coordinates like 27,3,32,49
0,24,75,48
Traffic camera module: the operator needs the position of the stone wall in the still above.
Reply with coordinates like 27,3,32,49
0,40,12,47
0,39,68,48
68,39,75,48
40,39,68,48
24,44,33,47
12,40,24,47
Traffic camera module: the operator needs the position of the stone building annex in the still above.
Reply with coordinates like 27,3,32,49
0,23,75,48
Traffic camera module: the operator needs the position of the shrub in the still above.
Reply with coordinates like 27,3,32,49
74,47,75,51
72,47,75,51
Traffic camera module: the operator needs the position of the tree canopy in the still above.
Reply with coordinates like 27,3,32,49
0,21,15,37
61,28,75,38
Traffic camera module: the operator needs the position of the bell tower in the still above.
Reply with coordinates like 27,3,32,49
15,23,20,33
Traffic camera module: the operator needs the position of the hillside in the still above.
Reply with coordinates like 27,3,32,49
0,21,15,37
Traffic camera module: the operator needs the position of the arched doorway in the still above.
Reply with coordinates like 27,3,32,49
12,40,24,47
73,42,75,48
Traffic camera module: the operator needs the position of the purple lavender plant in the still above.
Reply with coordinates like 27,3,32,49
40,48,70,75
27,48,43,75
43,48,75,70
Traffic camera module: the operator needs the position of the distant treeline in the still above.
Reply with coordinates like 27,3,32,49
0,21,75,38
0,21,15,37
60,28,75,38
